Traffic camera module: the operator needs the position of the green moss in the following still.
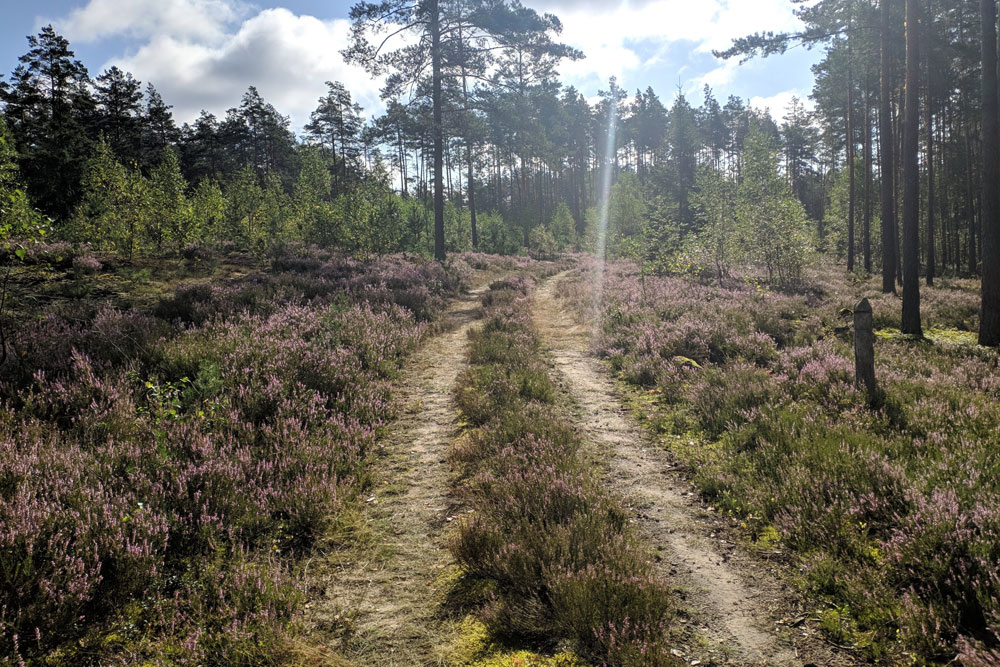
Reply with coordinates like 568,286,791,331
819,608,850,645
755,525,781,549
925,328,978,345
449,616,587,667
876,327,979,346
874,327,924,342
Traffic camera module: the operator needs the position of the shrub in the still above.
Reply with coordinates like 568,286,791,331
71,253,102,274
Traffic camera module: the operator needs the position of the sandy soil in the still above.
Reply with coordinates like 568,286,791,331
299,286,487,666
534,270,860,667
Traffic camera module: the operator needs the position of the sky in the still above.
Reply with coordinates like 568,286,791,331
0,0,824,135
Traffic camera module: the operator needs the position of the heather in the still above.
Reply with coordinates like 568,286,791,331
0,249,462,664
560,258,1000,664
451,276,677,666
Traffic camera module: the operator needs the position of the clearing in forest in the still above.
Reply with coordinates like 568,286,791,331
305,268,865,666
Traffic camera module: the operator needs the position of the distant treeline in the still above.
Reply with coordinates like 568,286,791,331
0,22,820,269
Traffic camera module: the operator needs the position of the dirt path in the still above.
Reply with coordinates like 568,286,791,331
534,271,857,667
300,287,486,666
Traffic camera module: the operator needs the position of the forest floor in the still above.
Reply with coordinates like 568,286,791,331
302,267,863,666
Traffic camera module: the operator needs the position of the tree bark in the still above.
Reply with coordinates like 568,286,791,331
981,0,1000,344
965,121,977,275
864,68,874,273
848,25,856,273
940,116,951,271
880,0,899,293
925,11,935,287
431,0,446,261
458,8,479,249
901,0,922,335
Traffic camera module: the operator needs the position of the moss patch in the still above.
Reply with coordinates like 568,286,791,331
450,616,587,667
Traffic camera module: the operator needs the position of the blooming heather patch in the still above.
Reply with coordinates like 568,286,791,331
0,251,459,664
451,277,677,666
561,258,1000,663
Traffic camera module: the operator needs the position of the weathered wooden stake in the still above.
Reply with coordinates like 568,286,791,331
854,298,877,397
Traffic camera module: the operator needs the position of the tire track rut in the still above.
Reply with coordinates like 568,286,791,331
301,286,487,666
534,271,857,667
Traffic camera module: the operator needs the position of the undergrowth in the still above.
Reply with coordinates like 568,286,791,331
0,247,479,664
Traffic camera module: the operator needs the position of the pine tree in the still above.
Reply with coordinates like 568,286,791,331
74,138,148,259
305,81,365,195
142,84,180,170
737,123,811,283
1,26,94,219
180,111,222,183
94,66,144,165
880,0,900,293
900,0,922,335
148,146,188,250
293,146,333,242
189,179,225,243
220,87,297,183
224,167,265,250
692,165,737,280
667,91,699,231
346,0,577,260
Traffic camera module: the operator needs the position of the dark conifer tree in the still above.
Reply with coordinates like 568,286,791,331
141,83,180,170
94,65,144,165
980,0,1000,345
305,81,365,195
0,26,93,219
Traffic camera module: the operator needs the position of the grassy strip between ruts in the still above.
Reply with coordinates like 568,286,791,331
448,275,678,667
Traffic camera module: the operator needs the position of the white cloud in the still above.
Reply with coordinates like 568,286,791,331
50,0,247,44
749,89,814,120
43,0,814,131
51,2,383,133
696,0,803,54
546,0,805,91
694,59,741,91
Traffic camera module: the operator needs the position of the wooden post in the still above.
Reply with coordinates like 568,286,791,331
854,298,877,397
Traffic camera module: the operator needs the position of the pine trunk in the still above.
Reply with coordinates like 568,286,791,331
865,72,874,273
848,48,857,273
925,29,935,287
880,0,899,293
431,0,446,262
980,0,1000,344
901,0,922,335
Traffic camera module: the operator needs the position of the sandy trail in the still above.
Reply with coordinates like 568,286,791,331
301,286,486,666
534,270,856,667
